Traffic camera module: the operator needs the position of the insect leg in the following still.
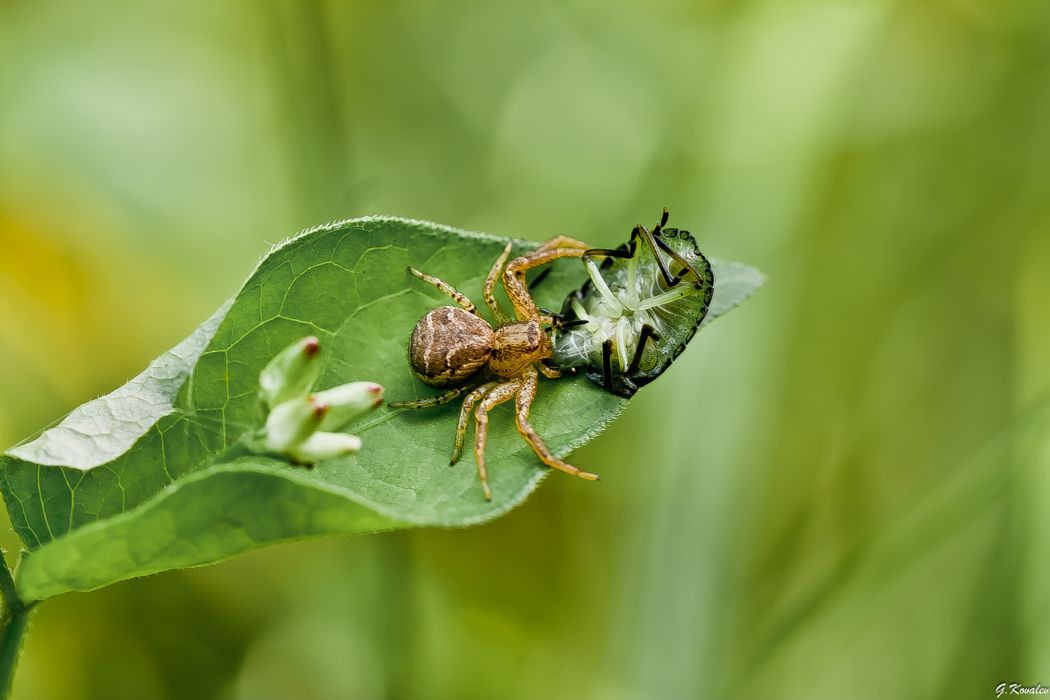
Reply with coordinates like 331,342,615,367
634,282,699,310
631,225,684,288
515,366,600,481
407,267,478,313
615,319,632,372
626,324,660,374
451,381,497,465
601,339,614,391
632,211,702,288
652,235,703,286
483,243,513,324
473,380,521,500
581,247,632,260
388,384,473,410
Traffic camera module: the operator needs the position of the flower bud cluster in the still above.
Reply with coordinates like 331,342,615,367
254,336,383,464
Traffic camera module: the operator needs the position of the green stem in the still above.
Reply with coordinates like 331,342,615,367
0,550,33,700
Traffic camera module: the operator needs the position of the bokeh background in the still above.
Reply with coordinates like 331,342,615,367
2,1,1049,698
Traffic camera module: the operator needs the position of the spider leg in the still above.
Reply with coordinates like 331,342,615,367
504,246,587,320
451,381,497,465
388,384,473,410
537,363,562,379
626,323,660,375
473,380,522,500
484,243,513,324
407,267,479,313
533,235,589,254
516,366,600,481
498,235,591,320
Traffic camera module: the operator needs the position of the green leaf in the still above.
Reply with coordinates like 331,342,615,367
0,216,761,602
705,260,765,326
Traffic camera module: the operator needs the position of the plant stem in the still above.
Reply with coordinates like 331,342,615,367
0,550,33,700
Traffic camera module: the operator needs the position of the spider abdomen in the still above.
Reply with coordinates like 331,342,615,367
408,307,494,387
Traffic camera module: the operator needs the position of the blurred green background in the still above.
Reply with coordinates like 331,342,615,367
2,1,1049,698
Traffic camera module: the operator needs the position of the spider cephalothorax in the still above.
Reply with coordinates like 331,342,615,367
389,237,599,500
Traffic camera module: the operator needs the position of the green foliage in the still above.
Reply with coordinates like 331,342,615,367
0,216,760,603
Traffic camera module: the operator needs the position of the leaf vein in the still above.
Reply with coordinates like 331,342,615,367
36,467,55,541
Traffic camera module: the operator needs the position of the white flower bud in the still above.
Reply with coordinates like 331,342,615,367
264,396,329,452
259,336,322,408
314,382,384,431
288,432,363,463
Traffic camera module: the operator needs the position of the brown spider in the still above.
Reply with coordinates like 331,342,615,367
389,236,600,500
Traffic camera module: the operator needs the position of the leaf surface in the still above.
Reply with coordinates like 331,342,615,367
0,216,761,602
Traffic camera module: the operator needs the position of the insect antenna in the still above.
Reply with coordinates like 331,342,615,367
539,307,589,331
652,207,670,234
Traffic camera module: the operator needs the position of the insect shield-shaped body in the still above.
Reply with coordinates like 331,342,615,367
550,209,715,398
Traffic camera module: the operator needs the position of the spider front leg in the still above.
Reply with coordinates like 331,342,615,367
533,235,590,254
484,243,513,324
516,366,600,482
537,363,562,379
473,379,522,500
503,244,589,320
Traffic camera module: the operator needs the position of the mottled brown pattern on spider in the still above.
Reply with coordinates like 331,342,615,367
489,319,550,377
389,237,601,501
410,307,494,387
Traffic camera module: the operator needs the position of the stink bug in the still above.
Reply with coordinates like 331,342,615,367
550,209,714,397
